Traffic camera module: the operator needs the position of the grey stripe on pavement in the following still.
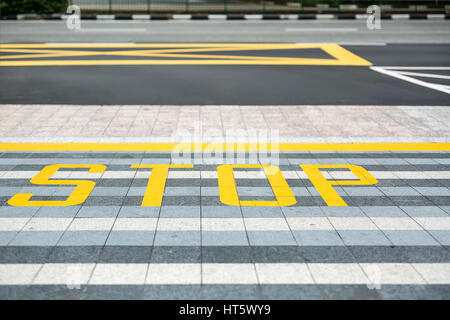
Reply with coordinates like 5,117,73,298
1,246,449,263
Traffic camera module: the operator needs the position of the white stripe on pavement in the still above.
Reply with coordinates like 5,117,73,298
1,217,449,231
1,170,450,179
0,263,449,285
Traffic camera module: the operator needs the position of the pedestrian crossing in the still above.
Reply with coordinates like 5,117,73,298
0,146,449,299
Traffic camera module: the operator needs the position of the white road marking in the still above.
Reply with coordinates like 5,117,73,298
371,67,450,94
395,71,450,80
75,28,147,33
1,170,450,180
337,42,387,46
286,28,358,32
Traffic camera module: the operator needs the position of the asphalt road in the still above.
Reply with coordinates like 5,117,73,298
0,21,449,105
1,43,449,105
1,20,449,43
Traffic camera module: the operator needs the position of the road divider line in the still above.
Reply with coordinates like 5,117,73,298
286,28,358,32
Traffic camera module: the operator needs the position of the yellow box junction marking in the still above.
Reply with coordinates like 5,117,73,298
0,43,372,66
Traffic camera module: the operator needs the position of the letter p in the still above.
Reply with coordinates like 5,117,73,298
300,165,378,207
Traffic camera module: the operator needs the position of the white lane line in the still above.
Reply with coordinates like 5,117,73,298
395,71,450,80
371,67,450,94
286,28,358,32
75,28,147,33
337,42,387,46
380,67,450,70
1,263,449,285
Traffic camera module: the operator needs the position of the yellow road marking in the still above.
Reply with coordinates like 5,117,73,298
131,164,194,207
217,164,297,207
300,165,378,207
8,164,106,207
0,143,449,152
0,43,372,66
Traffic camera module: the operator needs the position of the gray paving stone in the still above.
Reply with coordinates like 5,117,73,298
142,285,202,299
202,231,249,246
338,230,392,246
379,187,421,196
377,285,450,300
154,231,200,246
90,187,129,197
318,284,381,299
200,285,263,300
57,231,110,246
298,246,356,263
117,206,160,218
293,230,345,246
320,207,366,217
247,231,296,246
83,196,125,206
251,246,304,263
383,230,440,246
34,206,81,218
0,231,18,245
76,206,120,218
281,206,325,217
348,246,450,263
241,206,284,218
161,196,200,206
0,286,28,300
343,187,384,197
427,230,450,246
0,206,39,217
236,187,274,197
360,206,408,217
414,187,450,197
160,206,200,218
164,187,200,196
21,285,86,300
400,206,449,217
9,231,63,246
99,246,152,263
48,246,103,263
150,246,201,263
201,206,242,218
202,246,252,263
0,246,53,263
82,285,144,300
106,231,155,246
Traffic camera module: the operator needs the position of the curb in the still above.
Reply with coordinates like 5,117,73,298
1,13,449,20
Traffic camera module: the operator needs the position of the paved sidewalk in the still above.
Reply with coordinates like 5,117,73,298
0,105,449,140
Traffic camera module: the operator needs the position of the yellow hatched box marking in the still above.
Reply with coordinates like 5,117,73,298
0,43,372,66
